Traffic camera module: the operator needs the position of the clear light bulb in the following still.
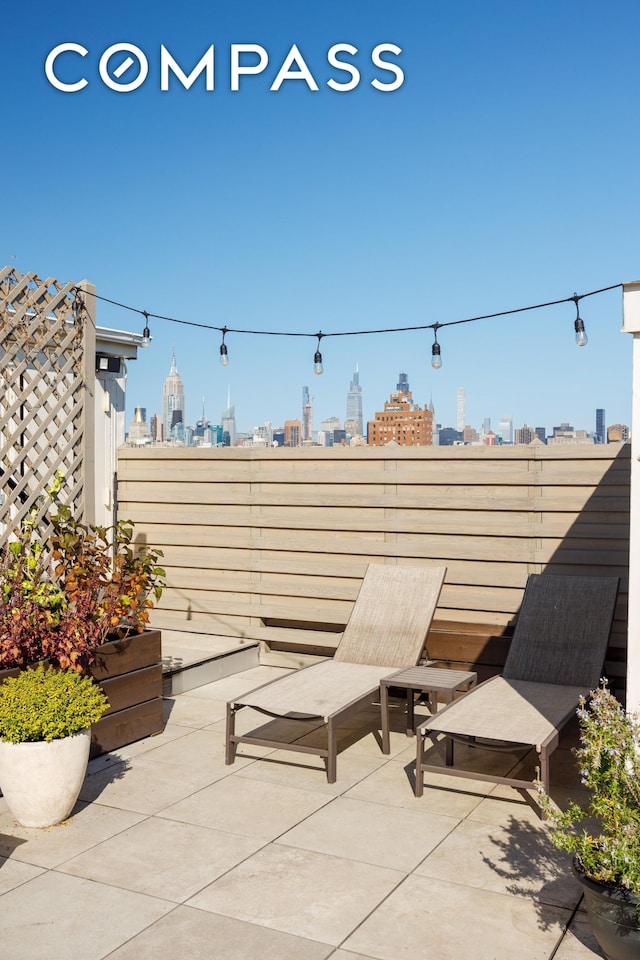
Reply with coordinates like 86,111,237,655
220,342,229,366
574,317,588,347
141,325,151,348
314,349,323,375
431,342,442,369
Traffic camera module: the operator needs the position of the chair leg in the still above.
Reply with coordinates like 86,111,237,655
327,719,337,783
415,730,424,797
407,689,415,736
380,684,391,754
445,735,454,767
225,703,238,765
539,747,550,818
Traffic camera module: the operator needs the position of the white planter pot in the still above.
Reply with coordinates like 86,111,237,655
0,729,91,827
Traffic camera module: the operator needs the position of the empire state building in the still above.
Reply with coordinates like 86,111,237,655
162,351,185,440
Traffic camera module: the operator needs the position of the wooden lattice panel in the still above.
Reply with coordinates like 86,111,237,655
0,266,89,545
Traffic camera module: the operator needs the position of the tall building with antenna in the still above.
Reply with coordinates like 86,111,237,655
162,351,185,440
302,386,312,441
195,396,209,438
346,364,363,437
221,387,236,447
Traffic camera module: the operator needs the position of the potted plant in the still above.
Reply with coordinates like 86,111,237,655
539,680,640,960
0,471,166,755
0,470,165,671
0,663,109,826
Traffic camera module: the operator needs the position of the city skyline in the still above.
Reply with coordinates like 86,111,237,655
140,349,624,443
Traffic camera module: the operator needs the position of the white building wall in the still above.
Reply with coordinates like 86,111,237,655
622,281,640,712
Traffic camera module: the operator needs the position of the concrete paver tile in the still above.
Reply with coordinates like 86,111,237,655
278,796,458,871
79,754,242,815
414,815,581,909
343,874,572,960
184,666,293,702
0,855,44,894
553,913,606,958
0,871,173,960
106,905,334,960
0,801,145,869
163,694,227,728
344,756,487,817
58,817,264,902
132,726,229,766
187,844,404,947
158,773,331,840
86,722,191,768
234,746,389,796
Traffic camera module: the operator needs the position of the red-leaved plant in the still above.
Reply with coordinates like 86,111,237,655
0,472,165,671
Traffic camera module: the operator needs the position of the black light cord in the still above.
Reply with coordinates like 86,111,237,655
75,283,622,341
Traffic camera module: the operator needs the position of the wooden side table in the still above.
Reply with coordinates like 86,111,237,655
380,665,477,754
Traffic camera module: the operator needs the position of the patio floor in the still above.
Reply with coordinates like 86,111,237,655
0,665,606,959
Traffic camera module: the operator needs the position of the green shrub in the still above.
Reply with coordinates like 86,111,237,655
538,680,640,917
0,664,109,743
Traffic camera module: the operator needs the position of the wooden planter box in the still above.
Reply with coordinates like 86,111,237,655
88,629,163,758
0,630,164,759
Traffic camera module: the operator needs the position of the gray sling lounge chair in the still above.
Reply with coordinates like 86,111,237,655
415,573,619,803
226,563,447,782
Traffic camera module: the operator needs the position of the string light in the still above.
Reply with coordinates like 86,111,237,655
78,283,621,358
431,325,442,369
219,327,229,366
313,333,324,375
141,311,151,348
572,294,588,347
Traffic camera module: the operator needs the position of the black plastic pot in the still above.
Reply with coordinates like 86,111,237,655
573,858,640,960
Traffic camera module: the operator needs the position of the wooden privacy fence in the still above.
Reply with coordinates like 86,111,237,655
117,443,630,686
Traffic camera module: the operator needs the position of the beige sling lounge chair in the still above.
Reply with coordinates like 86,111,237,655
226,563,446,783
415,573,619,803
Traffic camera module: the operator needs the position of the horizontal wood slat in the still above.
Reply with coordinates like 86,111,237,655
117,445,630,678
118,487,630,513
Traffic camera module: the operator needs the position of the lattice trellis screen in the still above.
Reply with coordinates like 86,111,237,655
0,266,95,547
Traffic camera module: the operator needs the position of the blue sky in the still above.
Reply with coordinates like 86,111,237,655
4,1,639,435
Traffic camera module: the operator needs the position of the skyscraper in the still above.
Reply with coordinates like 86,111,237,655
346,365,363,437
194,397,210,438
162,351,185,440
396,372,410,395
128,406,149,443
498,414,513,445
302,386,312,441
428,397,437,444
456,388,465,432
221,388,236,447
514,424,535,445
150,413,162,441
595,408,606,444
367,388,433,447
284,420,302,447
318,416,342,446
